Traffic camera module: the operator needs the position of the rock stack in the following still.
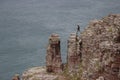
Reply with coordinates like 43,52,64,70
46,33,63,73
12,74,20,80
67,33,82,71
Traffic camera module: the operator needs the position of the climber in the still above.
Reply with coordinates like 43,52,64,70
76,25,80,41
77,25,80,32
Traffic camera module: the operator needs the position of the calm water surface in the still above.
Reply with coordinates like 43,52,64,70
0,0,120,79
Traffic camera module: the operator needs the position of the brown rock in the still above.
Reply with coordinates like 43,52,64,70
46,33,62,73
12,74,20,80
80,14,120,80
67,33,82,71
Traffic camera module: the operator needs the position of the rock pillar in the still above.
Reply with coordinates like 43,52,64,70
46,33,62,73
67,33,82,71
12,74,20,80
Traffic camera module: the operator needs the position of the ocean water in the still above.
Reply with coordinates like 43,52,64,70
0,0,120,80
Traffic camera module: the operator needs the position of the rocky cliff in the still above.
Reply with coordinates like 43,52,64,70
81,14,120,80
21,14,120,80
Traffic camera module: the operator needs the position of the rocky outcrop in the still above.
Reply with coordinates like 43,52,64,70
67,33,82,71
12,74,20,80
21,14,120,80
81,14,120,80
22,67,58,80
46,33,63,73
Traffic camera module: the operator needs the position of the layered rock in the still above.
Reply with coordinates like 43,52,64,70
80,14,120,80
67,33,82,71
21,14,120,80
12,74,20,80
46,33,63,73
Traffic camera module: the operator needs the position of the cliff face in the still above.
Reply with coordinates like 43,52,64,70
81,14,120,80
21,14,120,80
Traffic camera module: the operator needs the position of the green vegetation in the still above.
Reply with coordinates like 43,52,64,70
62,64,83,80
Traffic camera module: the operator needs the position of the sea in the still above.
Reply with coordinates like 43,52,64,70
0,0,120,80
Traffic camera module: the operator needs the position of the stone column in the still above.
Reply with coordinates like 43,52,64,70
46,33,62,73
67,33,82,71
12,74,20,80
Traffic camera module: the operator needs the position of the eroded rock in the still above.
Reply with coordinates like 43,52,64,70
81,14,120,80
12,74,20,80
46,33,63,73
67,33,82,71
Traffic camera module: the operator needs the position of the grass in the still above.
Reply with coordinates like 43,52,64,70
61,63,83,80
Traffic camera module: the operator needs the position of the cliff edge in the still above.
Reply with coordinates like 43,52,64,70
21,14,120,80
81,14,120,80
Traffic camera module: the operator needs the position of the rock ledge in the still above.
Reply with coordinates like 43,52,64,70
22,67,58,80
